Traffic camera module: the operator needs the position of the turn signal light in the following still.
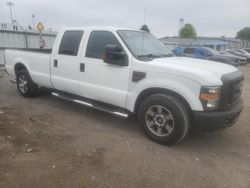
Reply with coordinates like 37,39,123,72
200,93,220,100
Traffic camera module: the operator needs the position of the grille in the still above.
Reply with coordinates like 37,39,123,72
219,70,244,110
227,77,244,106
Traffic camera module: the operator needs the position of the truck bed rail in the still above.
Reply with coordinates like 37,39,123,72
1,47,52,54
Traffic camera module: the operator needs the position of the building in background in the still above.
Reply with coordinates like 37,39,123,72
159,36,250,51
0,23,57,64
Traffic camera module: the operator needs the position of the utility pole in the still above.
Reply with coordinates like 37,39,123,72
179,18,184,33
143,8,146,25
6,1,14,24
32,14,35,29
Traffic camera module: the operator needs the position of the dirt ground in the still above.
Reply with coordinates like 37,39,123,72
0,65,250,188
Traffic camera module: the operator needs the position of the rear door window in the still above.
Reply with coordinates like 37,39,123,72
58,30,84,56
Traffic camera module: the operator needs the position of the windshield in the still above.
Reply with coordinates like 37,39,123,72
117,30,173,60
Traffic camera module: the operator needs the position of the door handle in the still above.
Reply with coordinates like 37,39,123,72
80,63,85,72
54,59,58,67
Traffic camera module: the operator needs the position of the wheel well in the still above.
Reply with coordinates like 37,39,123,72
134,88,192,114
14,63,27,76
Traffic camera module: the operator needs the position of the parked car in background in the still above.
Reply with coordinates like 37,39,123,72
172,46,239,66
172,47,184,56
220,51,247,65
234,49,250,57
244,48,250,53
225,49,250,64
234,49,250,62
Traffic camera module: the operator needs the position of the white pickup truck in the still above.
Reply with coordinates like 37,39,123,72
4,27,244,145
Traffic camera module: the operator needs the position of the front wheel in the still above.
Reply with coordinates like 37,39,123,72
16,69,38,97
138,94,190,145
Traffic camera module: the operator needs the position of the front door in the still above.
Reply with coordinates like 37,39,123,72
79,30,131,108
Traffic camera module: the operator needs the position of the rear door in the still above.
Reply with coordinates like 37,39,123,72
50,30,84,95
79,30,131,108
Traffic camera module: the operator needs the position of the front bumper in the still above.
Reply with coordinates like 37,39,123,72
193,99,243,131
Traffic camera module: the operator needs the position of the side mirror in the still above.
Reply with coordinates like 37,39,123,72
103,44,128,66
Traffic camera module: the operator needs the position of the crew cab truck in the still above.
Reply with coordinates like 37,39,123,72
4,27,244,145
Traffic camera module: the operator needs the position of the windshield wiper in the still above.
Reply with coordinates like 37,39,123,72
138,53,173,59
138,54,161,58
161,54,174,57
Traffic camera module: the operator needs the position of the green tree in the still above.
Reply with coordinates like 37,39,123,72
140,24,150,33
236,27,250,41
179,23,197,38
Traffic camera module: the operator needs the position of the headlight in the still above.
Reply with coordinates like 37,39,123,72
200,86,221,111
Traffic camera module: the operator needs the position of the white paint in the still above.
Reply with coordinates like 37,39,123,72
4,27,239,113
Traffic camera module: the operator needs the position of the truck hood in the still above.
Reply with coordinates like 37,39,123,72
141,57,238,85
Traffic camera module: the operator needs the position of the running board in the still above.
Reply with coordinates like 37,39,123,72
51,92,128,118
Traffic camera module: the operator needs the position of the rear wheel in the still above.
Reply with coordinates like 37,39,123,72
16,69,38,97
138,94,190,145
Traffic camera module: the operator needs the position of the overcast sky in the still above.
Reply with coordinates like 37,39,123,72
0,0,249,38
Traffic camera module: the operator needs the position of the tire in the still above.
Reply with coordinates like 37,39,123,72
16,69,38,97
138,94,190,145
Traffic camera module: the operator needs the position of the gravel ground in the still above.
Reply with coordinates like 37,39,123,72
0,66,250,188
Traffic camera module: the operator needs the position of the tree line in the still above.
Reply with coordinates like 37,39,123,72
140,24,250,41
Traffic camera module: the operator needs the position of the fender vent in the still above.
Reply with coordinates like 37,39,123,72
132,71,146,83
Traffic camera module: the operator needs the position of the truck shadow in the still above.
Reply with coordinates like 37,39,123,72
36,92,234,151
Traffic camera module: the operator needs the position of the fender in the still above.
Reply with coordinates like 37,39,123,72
126,77,204,112
11,58,32,78
4,51,29,77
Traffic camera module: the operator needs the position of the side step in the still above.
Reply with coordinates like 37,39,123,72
51,92,129,118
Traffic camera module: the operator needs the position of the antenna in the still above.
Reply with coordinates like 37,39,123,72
141,8,146,55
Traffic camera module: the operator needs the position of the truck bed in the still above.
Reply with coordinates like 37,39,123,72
4,48,52,88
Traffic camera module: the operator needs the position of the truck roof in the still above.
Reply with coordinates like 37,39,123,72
61,26,141,32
